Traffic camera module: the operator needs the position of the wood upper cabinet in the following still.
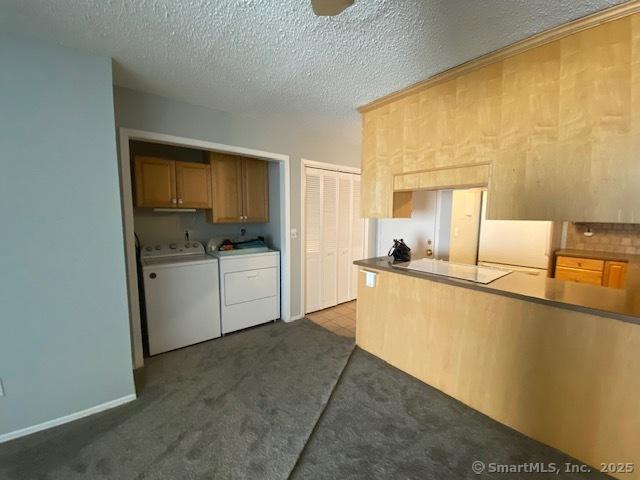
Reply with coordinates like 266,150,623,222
134,156,211,209
242,158,269,223
209,153,243,223
208,153,269,223
134,156,177,208
359,12,640,222
175,161,212,209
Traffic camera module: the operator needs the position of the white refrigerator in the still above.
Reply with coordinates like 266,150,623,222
478,192,552,274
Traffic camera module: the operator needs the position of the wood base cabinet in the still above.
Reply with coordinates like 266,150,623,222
555,255,628,289
208,153,269,224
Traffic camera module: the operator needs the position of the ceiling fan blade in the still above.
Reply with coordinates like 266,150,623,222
311,0,354,16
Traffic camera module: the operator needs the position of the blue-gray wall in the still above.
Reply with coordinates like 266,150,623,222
114,87,361,319
0,36,135,436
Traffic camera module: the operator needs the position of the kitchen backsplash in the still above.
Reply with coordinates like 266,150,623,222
566,223,640,255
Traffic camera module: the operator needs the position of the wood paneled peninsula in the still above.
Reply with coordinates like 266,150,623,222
355,257,640,479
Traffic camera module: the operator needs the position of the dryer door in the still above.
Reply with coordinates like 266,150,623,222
224,267,278,306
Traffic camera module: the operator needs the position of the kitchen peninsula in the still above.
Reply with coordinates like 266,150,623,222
355,257,640,477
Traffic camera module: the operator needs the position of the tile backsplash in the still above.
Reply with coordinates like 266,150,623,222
566,223,640,255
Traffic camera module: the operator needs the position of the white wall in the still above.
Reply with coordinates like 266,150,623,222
376,191,438,258
0,36,134,437
114,87,360,318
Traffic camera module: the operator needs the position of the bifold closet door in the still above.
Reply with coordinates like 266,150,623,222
350,175,365,300
321,171,338,309
337,173,353,304
305,168,323,313
305,168,363,313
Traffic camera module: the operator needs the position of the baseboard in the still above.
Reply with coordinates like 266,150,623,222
0,393,137,444
288,314,305,322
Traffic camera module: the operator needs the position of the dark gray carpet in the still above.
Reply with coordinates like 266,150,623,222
290,348,609,480
1,321,608,480
0,320,354,480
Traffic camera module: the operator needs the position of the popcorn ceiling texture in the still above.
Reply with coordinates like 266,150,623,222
566,223,640,255
0,0,625,137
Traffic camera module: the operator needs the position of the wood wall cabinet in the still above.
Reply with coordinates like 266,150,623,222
175,162,212,208
134,156,211,209
208,153,269,223
359,8,640,222
555,255,628,288
242,158,269,223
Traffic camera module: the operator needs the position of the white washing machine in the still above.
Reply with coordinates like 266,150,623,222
207,243,280,334
141,241,221,355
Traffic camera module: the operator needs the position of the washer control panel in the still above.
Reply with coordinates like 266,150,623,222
141,241,204,259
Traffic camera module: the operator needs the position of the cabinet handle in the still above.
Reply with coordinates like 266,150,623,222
172,198,177,204
178,198,183,205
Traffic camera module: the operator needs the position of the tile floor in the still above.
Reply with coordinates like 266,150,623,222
306,300,356,338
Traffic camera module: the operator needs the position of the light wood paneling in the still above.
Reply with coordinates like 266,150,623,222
356,268,640,479
175,161,211,209
358,1,640,113
604,260,629,288
209,153,243,223
134,156,176,208
242,158,269,223
361,107,394,218
361,8,640,222
394,164,490,192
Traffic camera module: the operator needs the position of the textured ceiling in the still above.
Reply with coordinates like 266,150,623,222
0,0,625,136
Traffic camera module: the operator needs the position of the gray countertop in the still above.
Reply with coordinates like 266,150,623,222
355,257,640,325
555,248,640,264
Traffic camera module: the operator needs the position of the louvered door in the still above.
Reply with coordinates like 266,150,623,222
305,168,323,313
305,167,364,314
337,173,353,304
321,171,338,309
350,175,364,300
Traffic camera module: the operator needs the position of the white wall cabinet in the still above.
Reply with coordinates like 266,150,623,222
305,168,365,314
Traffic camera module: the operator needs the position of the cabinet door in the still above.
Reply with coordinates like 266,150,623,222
603,261,628,289
242,158,269,223
209,153,244,223
134,156,176,208
175,161,211,208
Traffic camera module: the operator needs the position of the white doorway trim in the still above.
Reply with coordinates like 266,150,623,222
300,159,368,317
118,128,291,369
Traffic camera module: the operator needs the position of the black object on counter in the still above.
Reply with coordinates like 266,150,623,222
388,239,411,262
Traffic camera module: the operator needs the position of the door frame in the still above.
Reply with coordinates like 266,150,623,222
118,128,291,369
300,159,368,316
